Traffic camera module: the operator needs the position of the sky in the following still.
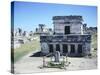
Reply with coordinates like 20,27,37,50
12,1,97,32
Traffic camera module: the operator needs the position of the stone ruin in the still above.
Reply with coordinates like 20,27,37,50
41,51,70,69
40,15,91,57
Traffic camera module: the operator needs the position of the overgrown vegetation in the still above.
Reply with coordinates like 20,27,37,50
47,61,66,69
91,33,97,57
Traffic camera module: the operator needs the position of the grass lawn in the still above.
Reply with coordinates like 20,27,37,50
14,36,40,62
91,33,97,49
91,33,97,57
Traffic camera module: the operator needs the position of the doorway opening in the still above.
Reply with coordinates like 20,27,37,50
70,44,75,54
56,44,60,52
63,44,68,53
77,44,82,54
65,26,70,34
49,44,53,53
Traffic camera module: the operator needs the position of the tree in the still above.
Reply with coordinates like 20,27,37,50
18,28,22,36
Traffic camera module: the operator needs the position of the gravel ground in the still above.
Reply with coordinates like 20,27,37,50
14,51,97,74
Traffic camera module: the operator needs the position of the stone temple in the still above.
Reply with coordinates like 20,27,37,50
40,15,91,56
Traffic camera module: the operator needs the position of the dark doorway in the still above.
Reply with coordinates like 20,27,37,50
78,44,82,54
49,44,53,53
56,44,60,52
63,44,68,53
65,26,70,34
70,44,75,53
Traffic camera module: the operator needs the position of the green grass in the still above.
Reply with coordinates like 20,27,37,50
14,37,40,62
91,33,97,57
47,61,66,69
91,33,97,49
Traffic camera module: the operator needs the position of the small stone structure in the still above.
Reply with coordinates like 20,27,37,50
12,28,35,49
86,27,97,34
54,51,60,62
40,15,91,57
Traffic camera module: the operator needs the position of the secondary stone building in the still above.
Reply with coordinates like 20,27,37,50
40,15,91,56
35,24,53,35
86,27,97,34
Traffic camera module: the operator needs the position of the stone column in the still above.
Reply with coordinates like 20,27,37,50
68,44,70,54
60,44,63,55
75,44,78,54
54,51,60,62
43,56,46,67
53,44,56,53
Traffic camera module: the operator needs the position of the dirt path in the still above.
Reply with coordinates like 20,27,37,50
14,51,97,74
